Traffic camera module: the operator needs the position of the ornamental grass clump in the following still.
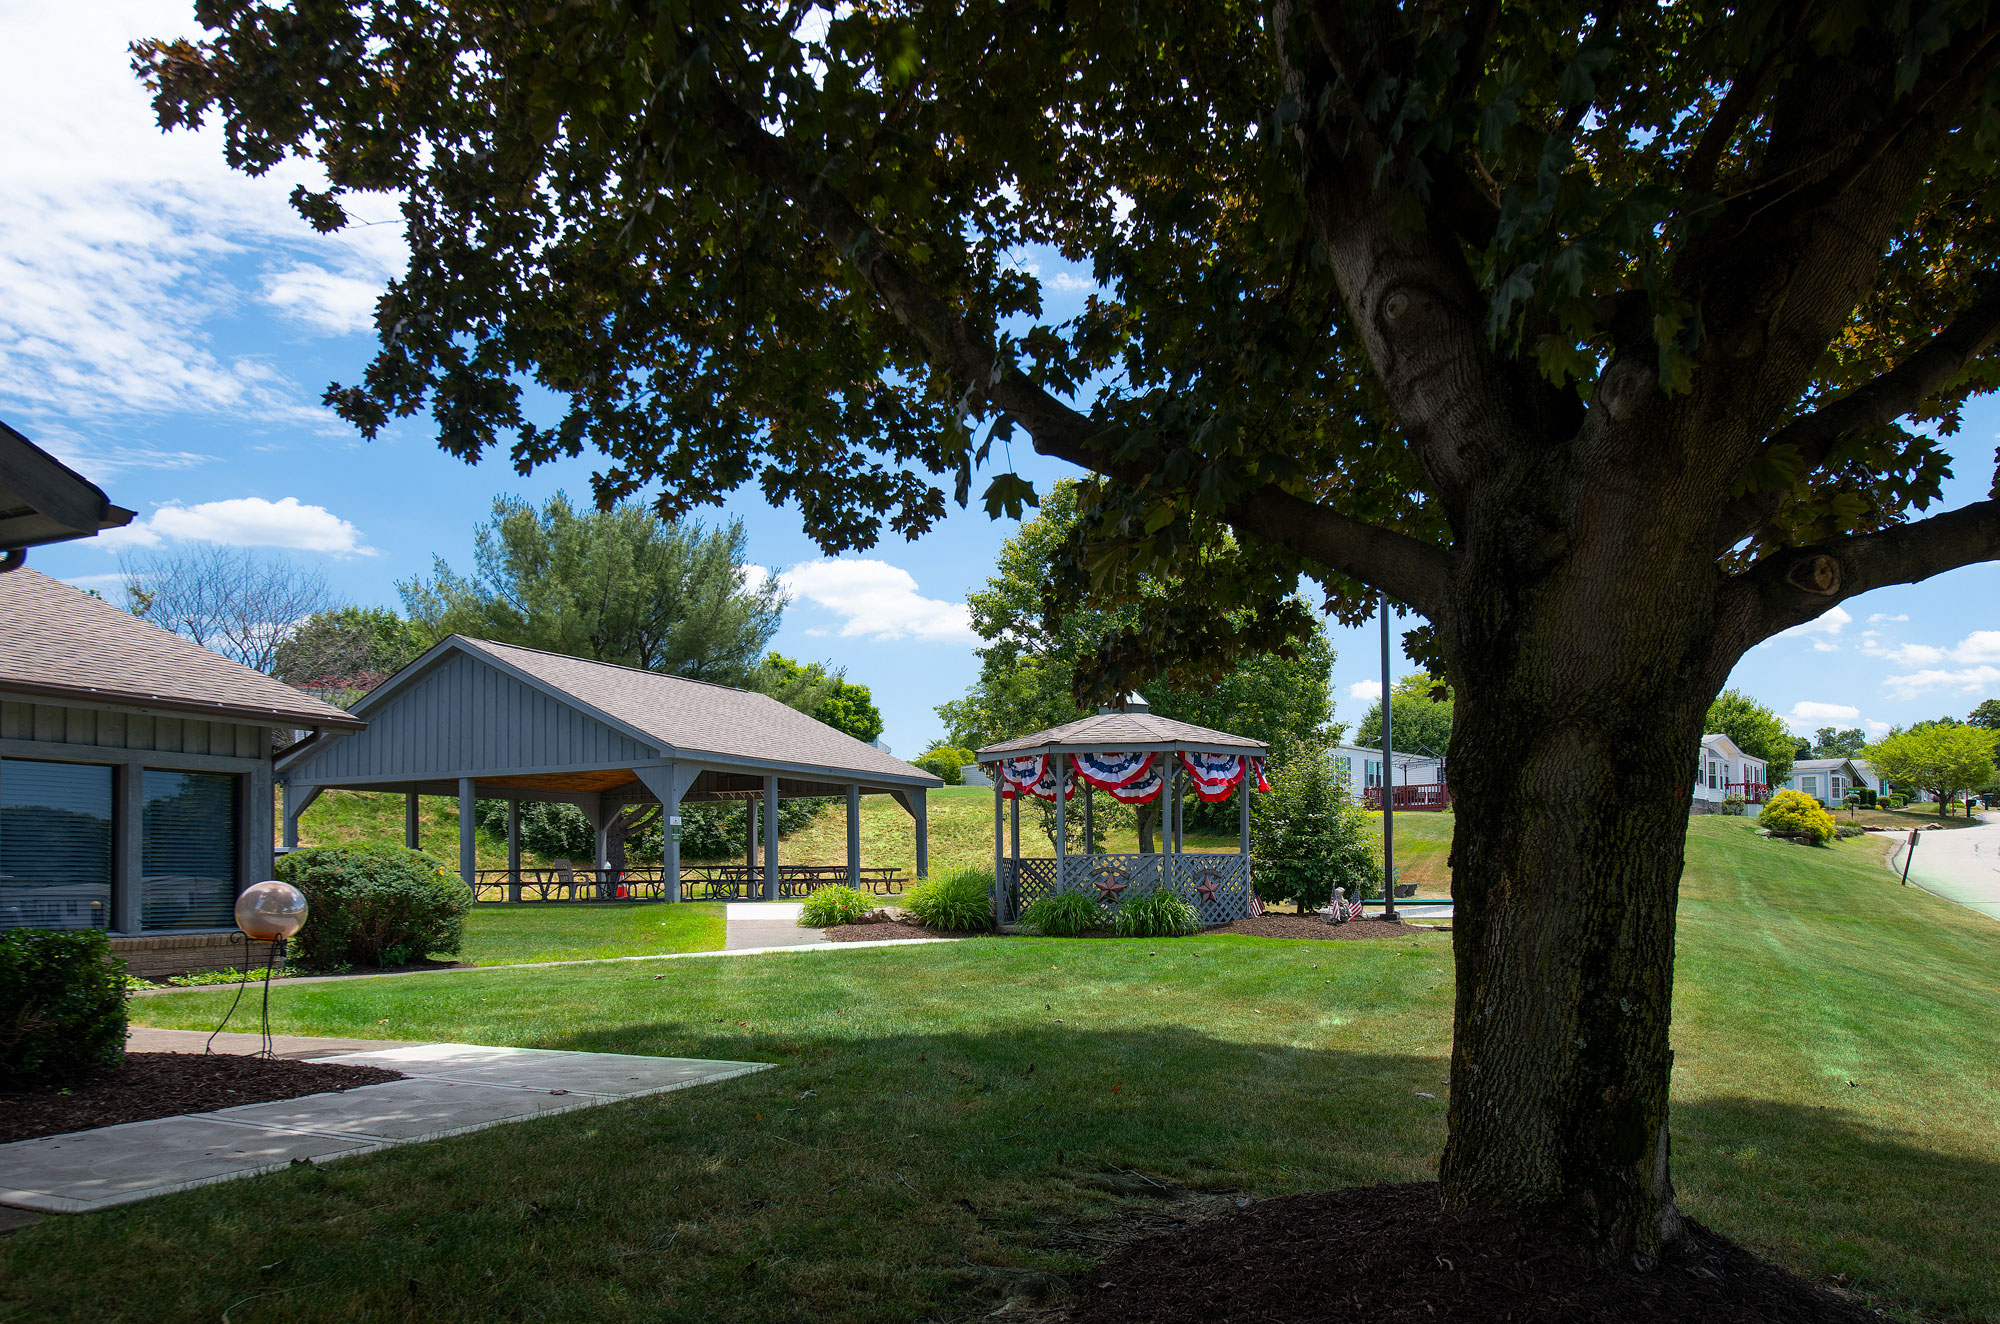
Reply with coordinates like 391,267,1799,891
800,884,873,927
1021,891,1105,937
0,929,128,1090
1757,789,1837,845
902,867,994,932
276,843,468,969
1113,889,1202,938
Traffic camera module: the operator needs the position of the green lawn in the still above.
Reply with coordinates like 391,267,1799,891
458,901,726,966
3,819,1994,1323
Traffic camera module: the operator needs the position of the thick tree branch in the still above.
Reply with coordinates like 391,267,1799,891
1710,282,2000,552
1713,499,2000,668
700,83,1456,616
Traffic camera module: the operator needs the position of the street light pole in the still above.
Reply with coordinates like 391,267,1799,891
1380,593,1398,923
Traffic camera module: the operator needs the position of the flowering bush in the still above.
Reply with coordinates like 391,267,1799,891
1757,789,1836,845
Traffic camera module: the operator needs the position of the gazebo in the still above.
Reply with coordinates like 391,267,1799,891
275,636,941,901
977,700,1269,926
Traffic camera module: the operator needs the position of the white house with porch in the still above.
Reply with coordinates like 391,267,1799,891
1692,733,1771,812
1328,744,1449,810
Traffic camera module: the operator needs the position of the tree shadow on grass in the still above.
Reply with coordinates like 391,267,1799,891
1673,1095,2000,1322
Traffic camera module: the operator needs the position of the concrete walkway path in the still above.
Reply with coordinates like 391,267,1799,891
126,1027,409,1059
724,899,827,949
1890,811,2000,922
0,1041,769,1214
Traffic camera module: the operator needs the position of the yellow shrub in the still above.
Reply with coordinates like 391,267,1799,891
1758,789,1836,844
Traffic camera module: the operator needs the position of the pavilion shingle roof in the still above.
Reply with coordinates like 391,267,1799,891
456,637,939,784
977,711,1265,758
0,567,361,729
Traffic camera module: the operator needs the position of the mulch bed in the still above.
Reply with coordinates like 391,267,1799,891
1208,914,1441,940
824,914,958,942
1061,1181,1876,1324
1,1053,404,1143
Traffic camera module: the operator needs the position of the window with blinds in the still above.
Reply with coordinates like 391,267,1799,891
142,770,238,931
0,759,114,932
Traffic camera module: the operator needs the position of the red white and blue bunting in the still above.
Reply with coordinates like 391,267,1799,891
1071,750,1155,791
1178,752,1255,802
1103,761,1166,805
990,754,1076,801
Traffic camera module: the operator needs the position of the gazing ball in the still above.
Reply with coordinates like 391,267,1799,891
235,880,308,941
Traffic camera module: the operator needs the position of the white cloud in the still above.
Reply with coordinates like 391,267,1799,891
1764,606,1851,649
1049,271,1096,293
262,263,385,336
1786,700,1860,732
1883,664,2000,699
777,559,977,643
99,496,375,556
0,2,406,426
1867,613,1909,624
1348,680,1383,702
58,572,129,592
33,430,215,481
1864,719,1891,735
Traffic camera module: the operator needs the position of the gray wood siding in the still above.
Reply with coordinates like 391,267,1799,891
287,651,658,782
0,699,265,759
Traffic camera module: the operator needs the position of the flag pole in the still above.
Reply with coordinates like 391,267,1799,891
1380,593,1398,923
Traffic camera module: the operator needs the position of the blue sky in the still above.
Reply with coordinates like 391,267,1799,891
5,1,1996,759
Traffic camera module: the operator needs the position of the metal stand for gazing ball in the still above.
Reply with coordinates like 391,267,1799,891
206,881,309,1059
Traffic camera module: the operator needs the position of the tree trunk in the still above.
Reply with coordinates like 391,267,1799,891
1434,453,1729,1263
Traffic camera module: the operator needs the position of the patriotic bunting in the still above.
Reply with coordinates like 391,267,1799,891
1178,751,1250,801
1105,761,1165,804
1071,750,1155,790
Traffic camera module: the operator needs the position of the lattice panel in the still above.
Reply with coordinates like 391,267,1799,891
1004,853,1253,925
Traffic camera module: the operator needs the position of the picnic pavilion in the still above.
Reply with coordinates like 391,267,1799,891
977,700,1269,925
275,636,941,901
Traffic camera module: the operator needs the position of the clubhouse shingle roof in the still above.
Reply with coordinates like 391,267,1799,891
0,567,361,729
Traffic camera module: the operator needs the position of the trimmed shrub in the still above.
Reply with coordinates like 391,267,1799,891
1254,751,1378,912
903,867,994,932
913,746,977,786
1114,889,1201,938
1021,891,1105,937
276,844,469,968
1757,789,1836,845
0,928,128,1089
800,885,873,927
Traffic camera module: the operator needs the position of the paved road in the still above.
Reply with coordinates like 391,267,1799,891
1891,811,2000,922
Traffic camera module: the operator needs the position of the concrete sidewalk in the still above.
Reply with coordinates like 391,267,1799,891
724,900,827,949
0,1042,770,1214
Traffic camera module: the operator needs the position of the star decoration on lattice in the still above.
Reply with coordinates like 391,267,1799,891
1092,867,1129,903
1192,872,1221,903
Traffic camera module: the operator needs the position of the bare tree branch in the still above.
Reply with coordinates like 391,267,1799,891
120,546,332,674
702,83,1458,616
1711,282,2000,552
1713,499,2000,668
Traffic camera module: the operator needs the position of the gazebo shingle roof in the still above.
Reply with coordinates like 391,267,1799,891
0,567,361,729
977,711,1265,758
455,637,937,784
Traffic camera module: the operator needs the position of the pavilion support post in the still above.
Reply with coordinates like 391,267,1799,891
1009,794,1020,863
589,798,611,899
846,784,861,890
1083,785,1094,855
635,765,691,904
458,777,477,894
1239,771,1252,855
405,791,420,850
746,799,758,869
992,779,1005,925
763,775,779,901
507,800,522,902
1055,762,1068,893
280,782,319,850
914,790,929,880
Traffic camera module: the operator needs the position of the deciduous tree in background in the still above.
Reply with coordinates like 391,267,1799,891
1863,725,2000,817
275,604,430,704
122,545,331,674
141,2,2000,1257
1354,672,1455,759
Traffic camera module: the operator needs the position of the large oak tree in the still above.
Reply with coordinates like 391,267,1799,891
139,1,2000,1258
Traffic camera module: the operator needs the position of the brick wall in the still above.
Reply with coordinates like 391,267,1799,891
109,932,283,980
